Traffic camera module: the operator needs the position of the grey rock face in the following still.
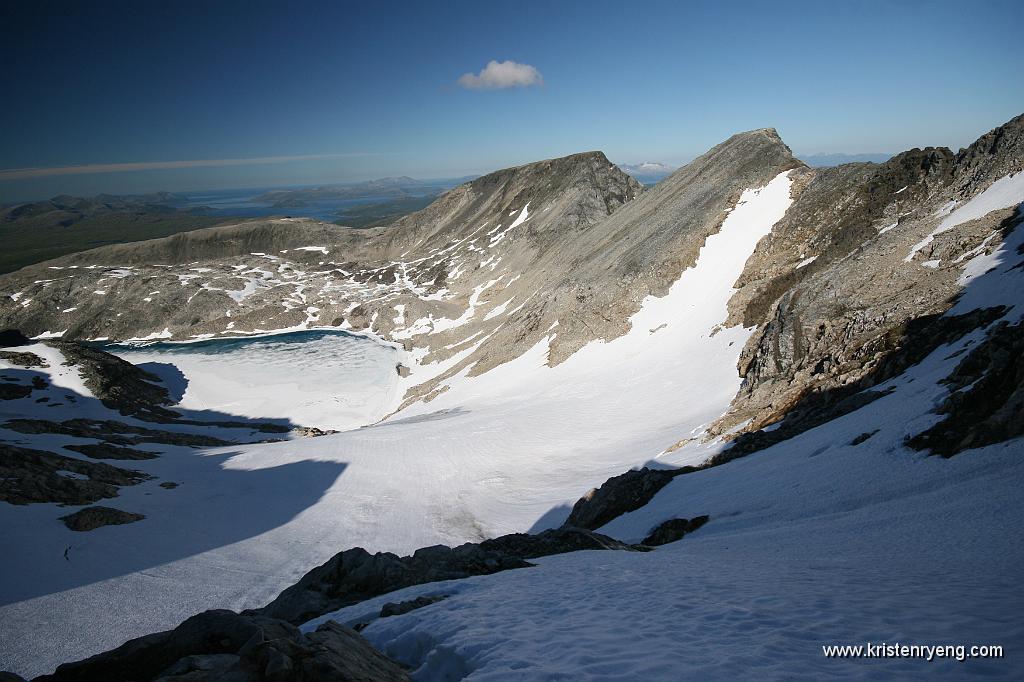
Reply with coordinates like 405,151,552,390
256,544,529,626
59,506,145,531
719,307,1007,460
3,418,232,448
33,609,409,682
713,114,1024,443
0,383,33,400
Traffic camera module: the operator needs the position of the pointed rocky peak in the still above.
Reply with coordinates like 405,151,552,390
379,149,643,258
656,127,803,191
464,150,639,197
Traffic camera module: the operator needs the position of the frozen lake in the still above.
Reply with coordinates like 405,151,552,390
104,330,402,431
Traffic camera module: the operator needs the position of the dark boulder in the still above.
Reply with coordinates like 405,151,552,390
59,506,145,532
849,430,878,446
380,595,448,618
641,515,710,546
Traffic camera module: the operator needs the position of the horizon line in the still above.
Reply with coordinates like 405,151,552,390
0,152,384,181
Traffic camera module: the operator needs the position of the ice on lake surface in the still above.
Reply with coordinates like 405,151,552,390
105,330,402,430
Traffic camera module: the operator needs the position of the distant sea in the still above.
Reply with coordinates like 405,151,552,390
178,187,423,222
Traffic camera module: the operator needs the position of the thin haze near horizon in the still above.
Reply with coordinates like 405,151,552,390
1,0,1022,202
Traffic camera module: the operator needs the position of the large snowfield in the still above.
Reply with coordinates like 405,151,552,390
2,171,1023,679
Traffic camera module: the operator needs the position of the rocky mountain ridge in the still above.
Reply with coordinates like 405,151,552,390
1,116,1022,437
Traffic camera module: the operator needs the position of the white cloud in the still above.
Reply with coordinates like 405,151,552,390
457,60,543,90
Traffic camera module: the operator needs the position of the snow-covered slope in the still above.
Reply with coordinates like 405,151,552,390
305,357,1024,679
299,201,1024,680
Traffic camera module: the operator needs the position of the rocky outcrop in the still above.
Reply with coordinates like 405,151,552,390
713,114,1024,444
0,383,33,400
50,342,178,421
32,609,409,682
718,307,1008,460
0,350,47,367
59,506,145,531
63,442,159,460
0,443,150,505
3,418,233,448
908,319,1024,456
641,516,709,547
258,527,648,625
257,545,528,626
562,466,694,530
479,526,649,558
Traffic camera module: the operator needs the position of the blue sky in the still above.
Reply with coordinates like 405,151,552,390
1,0,1022,201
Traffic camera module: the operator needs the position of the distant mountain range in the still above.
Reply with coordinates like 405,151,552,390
800,152,893,166
617,162,677,184
0,193,223,274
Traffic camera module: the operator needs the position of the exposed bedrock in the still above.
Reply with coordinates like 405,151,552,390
908,319,1024,456
50,342,179,421
256,527,649,626
0,443,150,506
717,306,1009,462
561,466,695,531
